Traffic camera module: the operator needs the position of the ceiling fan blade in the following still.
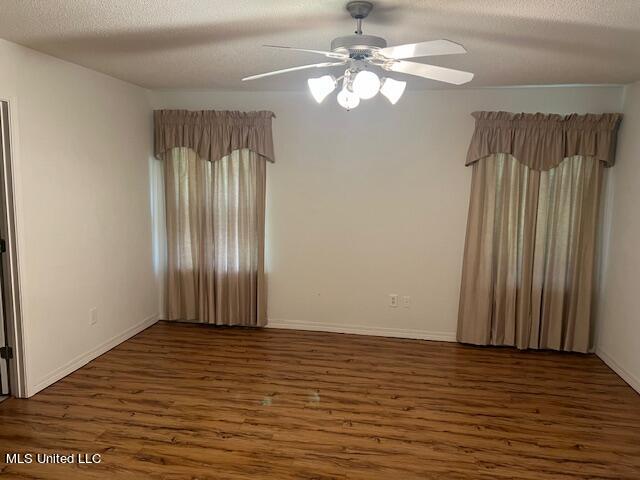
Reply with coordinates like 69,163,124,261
263,45,348,60
242,61,345,81
384,60,474,85
379,40,467,60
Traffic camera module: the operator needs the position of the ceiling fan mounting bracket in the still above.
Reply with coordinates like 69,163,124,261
346,1,374,20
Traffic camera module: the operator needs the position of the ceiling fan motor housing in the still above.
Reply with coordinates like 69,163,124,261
331,35,387,58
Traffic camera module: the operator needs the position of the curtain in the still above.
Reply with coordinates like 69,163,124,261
162,147,267,326
465,111,621,169
154,110,275,163
458,154,602,352
458,112,621,353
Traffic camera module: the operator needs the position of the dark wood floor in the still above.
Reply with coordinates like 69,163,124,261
1,322,639,479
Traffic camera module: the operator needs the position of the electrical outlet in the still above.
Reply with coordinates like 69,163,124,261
90,308,98,326
402,296,411,308
389,294,399,307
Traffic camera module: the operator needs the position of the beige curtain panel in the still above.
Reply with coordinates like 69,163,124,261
154,109,276,164
458,112,622,353
155,108,275,327
163,147,267,326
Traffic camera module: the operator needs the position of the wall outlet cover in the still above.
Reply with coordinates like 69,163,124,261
389,294,399,307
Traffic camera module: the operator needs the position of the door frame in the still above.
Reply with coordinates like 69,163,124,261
0,97,27,398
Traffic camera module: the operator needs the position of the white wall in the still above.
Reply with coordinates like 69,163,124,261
597,82,640,393
0,39,158,396
149,86,622,340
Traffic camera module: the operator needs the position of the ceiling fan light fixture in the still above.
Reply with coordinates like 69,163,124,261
380,77,407,105
308,75,337,103
337,87,360,110
352,70,381,99
244,3,473,105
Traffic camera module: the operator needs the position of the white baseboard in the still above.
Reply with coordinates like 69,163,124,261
27,314,159,397
596,348,640,394
266,319,457,342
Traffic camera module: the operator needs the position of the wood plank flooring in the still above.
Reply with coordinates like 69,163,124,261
1,321,639,479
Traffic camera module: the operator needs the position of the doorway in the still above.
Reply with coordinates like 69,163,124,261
0,99,24,398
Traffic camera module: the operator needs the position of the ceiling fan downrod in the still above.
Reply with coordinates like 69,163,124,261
346,1,374,35
331,1,386,58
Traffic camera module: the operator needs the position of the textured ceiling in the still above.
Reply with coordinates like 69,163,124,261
0,0,639,90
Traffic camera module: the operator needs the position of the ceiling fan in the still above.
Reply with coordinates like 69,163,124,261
242,1,474,110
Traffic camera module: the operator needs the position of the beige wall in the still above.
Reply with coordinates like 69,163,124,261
149,86,622,340
597,82,640,392
0,39,158,396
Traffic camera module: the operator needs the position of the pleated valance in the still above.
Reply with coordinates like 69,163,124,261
466,111,622,171
154,110,276,163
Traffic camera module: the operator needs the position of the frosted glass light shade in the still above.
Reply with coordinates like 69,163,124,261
380,77,407,105
336,88,360,110
352,70,381,99
308,75,337,103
